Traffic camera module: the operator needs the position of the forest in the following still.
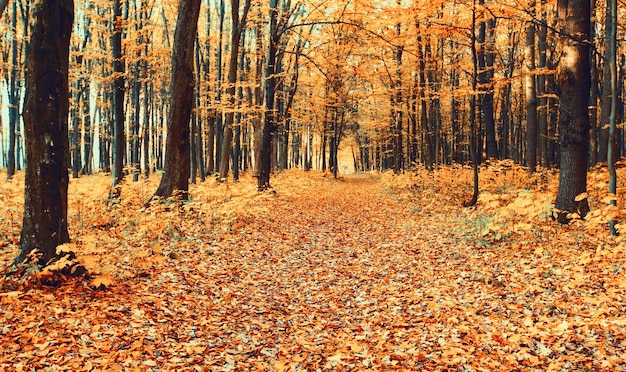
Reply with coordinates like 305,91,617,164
0,0,625,370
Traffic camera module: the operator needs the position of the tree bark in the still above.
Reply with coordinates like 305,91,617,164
111,0,125,189
153,0,201,200
219,0,250,179
477,0,497,159
598,0,612,163
607,0,618,235
537,7,549,168
464,0,479,207
524,18,538,174
393,21,403,174
257,0,279,190
6,1,18,180
16,0,73,264
554,0,591,223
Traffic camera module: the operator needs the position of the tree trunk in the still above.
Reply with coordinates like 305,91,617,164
82,77,93,175
214,0,225,172
17,0,73,264
554,0,591,223
6,1,18,180
257,0,279,190
607,0,617,235
477,1,497,159
525,17,538,174
111,0,125,188
464,0,479,208
70,79,81,178
219,0,250,179
598,0,612,164
392,21,403,173
153,0,201,200
537,8,549,168
142,78,150,178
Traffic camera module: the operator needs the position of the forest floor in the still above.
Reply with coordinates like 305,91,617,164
0,163,625,371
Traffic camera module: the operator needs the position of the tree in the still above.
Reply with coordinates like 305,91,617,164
218,0,251,179
152,0,201,200
111,0,126,190
554,0,591,223
464,0,480,207
524,3,538,174
5,0,28,180
477,0,497,160
16,0,73,264
257,0,279,190
598,0,613,163
607,0,618,235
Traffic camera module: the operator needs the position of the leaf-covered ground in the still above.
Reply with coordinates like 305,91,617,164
0,165,625,371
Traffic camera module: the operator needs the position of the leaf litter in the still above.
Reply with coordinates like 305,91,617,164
0,163,625,371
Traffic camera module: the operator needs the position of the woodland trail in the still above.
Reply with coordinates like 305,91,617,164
1,171,625,370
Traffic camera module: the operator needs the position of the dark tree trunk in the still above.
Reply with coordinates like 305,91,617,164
537,10,549,168
219,0,250,179
477,3,497,159
464,0,479,208
70,79,81,178
6,0,18,180
598,0,612,164
257,0,279,190
193,40,205,181
252,19,264,176
214,0,225,173
82,78,93,175
153,0,201,200
498,30,517,160
142,77,151,179
554,0,591,223
525,17,538,174
607,0,618,235
111,0,125,188
16,0,73,264
392,22,403,173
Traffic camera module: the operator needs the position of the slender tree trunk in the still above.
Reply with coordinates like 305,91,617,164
111,0,125,189
17,0,73,264
393,19,403,173
499,30,517,160
257,0,279,190
525,16,538,174
464,0,479,207
142,78,150,178
477,0,497,159
190,107,197,184
214,0,225,172
416,28,432,170
153,0,201,200
598,0,612,164
6,1,18,180
538,6,549,168
194,40,205,181
607,0,617,235
219,0,250,179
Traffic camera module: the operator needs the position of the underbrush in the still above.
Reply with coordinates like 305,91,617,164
380,160,626,250
0,169,343,287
